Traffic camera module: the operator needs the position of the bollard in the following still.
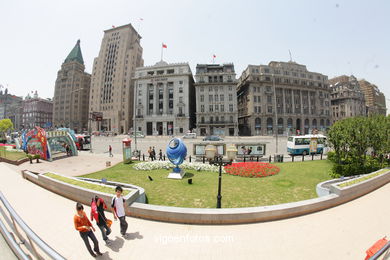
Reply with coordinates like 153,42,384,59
312,154,314,160
164,155,166,161
292,155,294,162
138,153,141,161
202,156,205,164
189,155,192,162
302,154,304,161
143,154,145,161
269,155,271,163
243,156,246,163
257,156,259,162
281,155,284,162
320,152,323,160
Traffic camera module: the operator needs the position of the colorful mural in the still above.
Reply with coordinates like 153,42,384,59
22,126,49,160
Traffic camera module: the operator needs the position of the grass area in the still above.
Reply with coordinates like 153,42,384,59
0,147,27,161
45,173,130,196
338,169,389,188
81,160,333,208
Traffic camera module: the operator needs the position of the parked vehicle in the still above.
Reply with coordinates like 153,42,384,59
287,134,327,155
130,131,145,138
75,135,91,150
202,135,223,141
183,133,197,139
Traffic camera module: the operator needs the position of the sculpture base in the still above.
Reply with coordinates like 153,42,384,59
167,169,185,179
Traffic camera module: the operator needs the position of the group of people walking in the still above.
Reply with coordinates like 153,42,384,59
73,185,128,257
147,146,163,161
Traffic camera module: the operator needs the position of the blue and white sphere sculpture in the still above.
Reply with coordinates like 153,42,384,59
166,138,187,173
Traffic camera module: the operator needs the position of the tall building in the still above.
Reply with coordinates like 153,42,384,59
89,24,144,134
194,64,238,136
237,61,331,136
358,79,386,115
133,61,195,135
22,91,53,129
0,88,23,129
329,75,366,123
53,40,91,132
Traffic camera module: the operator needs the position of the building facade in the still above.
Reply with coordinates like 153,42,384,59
22,91,53,129
0,88,23,130
329,75,366,123
53,40,91,132
358,79,386,115
89,23,144,134
237,61,331,136
194,64,238,136
133,61,195,135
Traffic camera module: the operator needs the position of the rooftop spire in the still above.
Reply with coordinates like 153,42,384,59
64,39,84,65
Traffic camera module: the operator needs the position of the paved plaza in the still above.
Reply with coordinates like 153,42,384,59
0,150,389,259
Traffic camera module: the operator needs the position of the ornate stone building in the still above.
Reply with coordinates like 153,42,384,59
133,61,195,135
22,91,53,129
237,61,331,136
53,40,91,132
329,75,366,123
358,79,386,116
89,23,144,134
0,88,23,130
194,64,238,136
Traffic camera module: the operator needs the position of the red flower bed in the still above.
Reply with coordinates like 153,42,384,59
224,162,280,178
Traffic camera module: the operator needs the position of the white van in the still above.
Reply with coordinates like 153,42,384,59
183,133,197,139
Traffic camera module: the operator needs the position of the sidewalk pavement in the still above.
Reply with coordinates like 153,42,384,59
1,161,389,259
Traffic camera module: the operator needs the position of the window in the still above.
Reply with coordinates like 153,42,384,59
209,95,213,102
200,87,204,92
179,87,183,93
268,106,273,113
229,104,233,112
215,94,218,102
209,105,213,112
229,86,233,91
215,104,219,111
220,94,224,101
167,69,174,74
201,105,205,112
267,95,272,103
200,95,204,102
210,116,214,123
221,104,224,112
229,94,233,101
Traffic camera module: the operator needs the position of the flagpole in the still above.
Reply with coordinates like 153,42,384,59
161,45,163,61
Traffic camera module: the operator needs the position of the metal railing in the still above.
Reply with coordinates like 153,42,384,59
0,191,65,260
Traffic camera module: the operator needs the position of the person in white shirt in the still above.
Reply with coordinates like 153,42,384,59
111,186,128,237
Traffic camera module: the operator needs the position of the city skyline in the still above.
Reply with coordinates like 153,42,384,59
1,0,389,112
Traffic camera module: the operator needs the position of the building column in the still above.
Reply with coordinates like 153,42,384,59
163,83,168,115
153,84,158,115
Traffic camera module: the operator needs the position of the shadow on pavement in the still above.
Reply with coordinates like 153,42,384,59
124,231,143,241
105,236,124,252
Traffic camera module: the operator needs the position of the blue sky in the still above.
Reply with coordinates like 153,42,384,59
0,0,389,110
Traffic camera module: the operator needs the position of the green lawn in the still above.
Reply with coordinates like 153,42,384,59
0,147,27,161
45,173,131,196
81,160,332,208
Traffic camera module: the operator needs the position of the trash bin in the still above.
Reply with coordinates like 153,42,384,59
106,161,111,167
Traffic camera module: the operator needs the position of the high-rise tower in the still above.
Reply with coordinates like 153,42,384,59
53,40,91,132
89,24,144,134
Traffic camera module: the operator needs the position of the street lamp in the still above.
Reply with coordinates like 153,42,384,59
205,144,237,208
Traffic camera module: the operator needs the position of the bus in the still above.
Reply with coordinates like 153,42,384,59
287,134,327,155
75,135,91,150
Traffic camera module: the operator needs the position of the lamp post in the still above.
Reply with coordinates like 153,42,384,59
272,73,279,154
205,144,237,208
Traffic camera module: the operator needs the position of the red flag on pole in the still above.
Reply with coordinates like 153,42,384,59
139,18,144,21
162,43,167,48
213,54,216,58
112,25,115,28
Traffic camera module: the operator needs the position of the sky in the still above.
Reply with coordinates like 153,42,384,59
0,0,389,111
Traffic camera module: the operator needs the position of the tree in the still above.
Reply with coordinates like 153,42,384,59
328,116,389,177
0,119,13,133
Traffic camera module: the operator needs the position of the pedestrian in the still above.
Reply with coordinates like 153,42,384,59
108,145,113,157
73,202,103,257
111,186,128,237
152,146,156,161
158,149,163,161
91,196,112,245
148,147,152,161
66,144,70,156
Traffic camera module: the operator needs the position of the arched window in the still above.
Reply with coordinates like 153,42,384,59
277,118,284,134
287,118,293,128
255,118,261,129
267,118,273,135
